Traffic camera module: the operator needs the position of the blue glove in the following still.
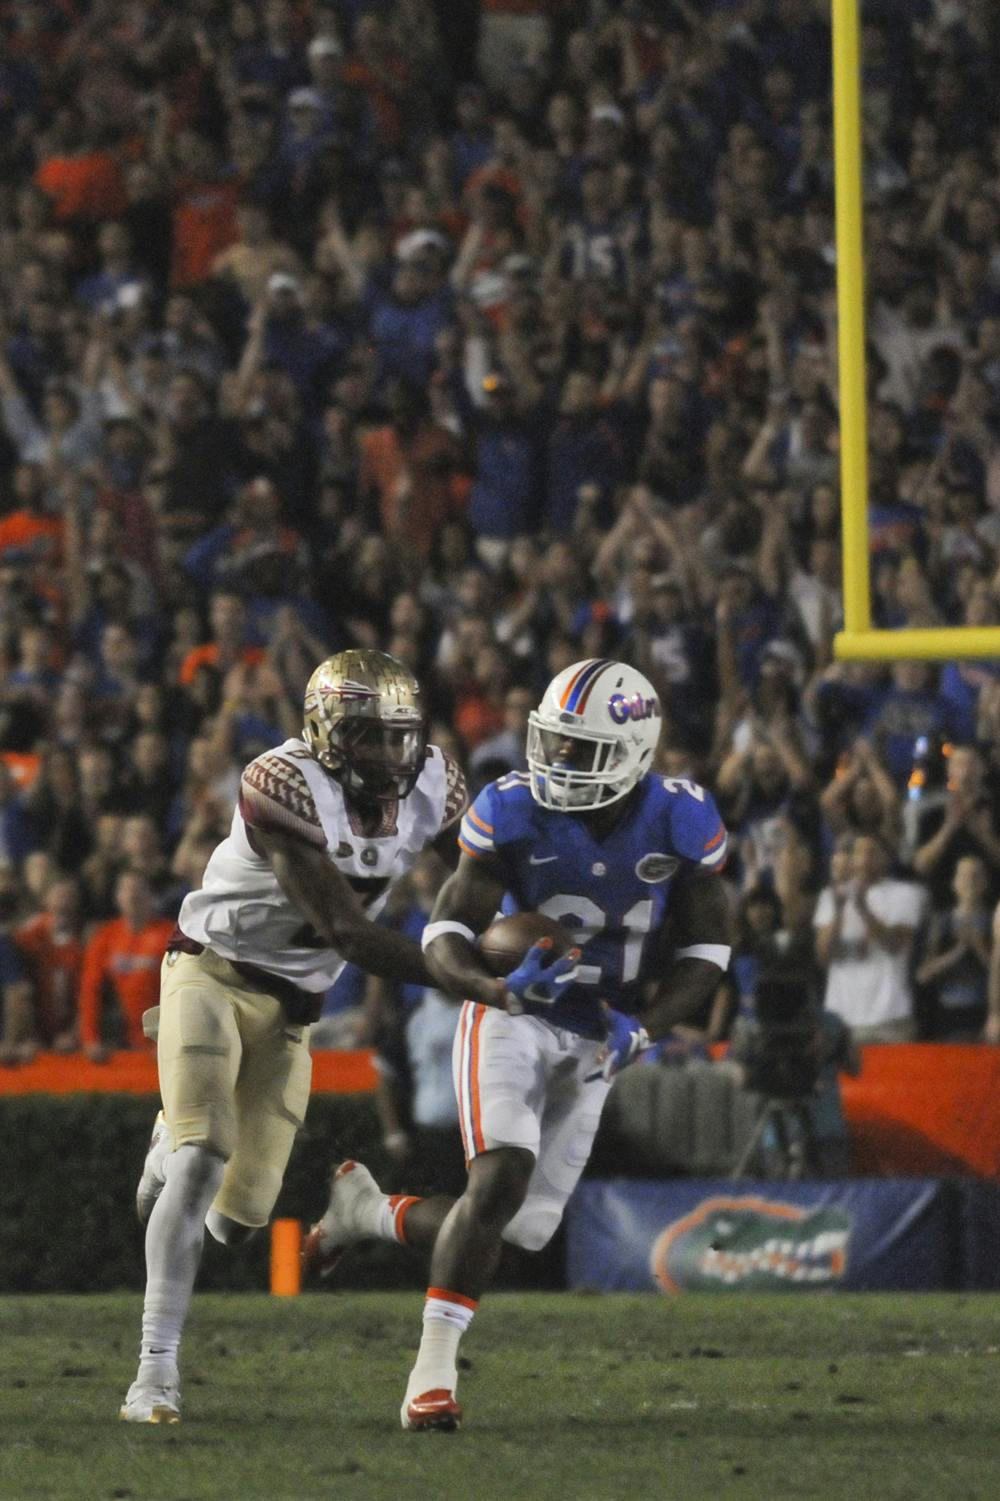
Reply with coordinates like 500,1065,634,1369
504,939,581,1014
592,1005,651,1081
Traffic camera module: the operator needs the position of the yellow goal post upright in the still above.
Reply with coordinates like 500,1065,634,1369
830,0,1000,663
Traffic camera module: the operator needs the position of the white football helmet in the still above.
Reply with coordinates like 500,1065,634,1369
526,659,662,811
302,650,426,803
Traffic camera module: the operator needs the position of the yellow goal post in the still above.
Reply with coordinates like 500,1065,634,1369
831,0,1000,662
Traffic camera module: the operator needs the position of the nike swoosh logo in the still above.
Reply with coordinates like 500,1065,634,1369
529,854,558,865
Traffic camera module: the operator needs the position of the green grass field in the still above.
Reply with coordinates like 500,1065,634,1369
2,1292,999,1501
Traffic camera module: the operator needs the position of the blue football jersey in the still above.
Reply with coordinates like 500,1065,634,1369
458,772,728,1037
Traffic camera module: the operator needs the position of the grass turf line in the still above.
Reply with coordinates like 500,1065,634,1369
2,1292,999,1501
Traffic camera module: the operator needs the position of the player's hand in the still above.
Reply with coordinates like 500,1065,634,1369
503,939,581,1014
591,1004,651,1081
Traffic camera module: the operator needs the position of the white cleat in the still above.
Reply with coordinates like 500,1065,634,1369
136,1110,173,1225
301,1159,384,1279
118,1379,181,1424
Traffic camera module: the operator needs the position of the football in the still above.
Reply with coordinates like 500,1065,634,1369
478,912,575,976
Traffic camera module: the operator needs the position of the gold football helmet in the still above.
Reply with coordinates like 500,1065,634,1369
302,650,427,802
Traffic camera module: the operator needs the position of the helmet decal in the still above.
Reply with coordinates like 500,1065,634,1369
319,677,380,703
608,691,660,725
558,658,615,714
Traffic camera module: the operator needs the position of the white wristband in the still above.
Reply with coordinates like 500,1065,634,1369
421,920,476,951
674,943,732,971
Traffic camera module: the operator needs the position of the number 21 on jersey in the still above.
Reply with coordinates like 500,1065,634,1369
537,894,655,984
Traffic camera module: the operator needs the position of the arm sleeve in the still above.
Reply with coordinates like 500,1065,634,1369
668,785,730,872
238,753,326,850
457,783,501,863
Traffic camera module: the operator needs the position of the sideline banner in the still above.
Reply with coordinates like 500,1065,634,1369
567,1179,959,1294
0,1048,378,1095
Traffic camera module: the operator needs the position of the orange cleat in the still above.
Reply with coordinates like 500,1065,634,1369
401,1389,463,1433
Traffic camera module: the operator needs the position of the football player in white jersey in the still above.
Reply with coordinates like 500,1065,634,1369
119,650,479,1424
303,659,732,1431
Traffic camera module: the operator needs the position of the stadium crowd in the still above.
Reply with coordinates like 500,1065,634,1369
0,0,1000,1067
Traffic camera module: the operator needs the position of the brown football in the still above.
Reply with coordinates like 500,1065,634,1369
478,912,575,977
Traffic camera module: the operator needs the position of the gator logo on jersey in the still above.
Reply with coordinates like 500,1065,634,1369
608,691,660,725
650,1196,852,1295
634,853,680,883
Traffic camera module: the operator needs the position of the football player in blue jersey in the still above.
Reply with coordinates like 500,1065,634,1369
303,660,731,1431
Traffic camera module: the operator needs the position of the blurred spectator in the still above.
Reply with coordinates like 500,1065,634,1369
0,757,41,868
117,815,176,917
181,475,311,603
462,368,543,566
543,370,624,535
0,463,62,570
720,884,793,1033
119,731,176,828
168,132,241,291
916,855,993,1041
79,812,124,923
77,870,173,1061
0,876,34,1066
177,590,264,686
468,683,532,791
15,874,84,1055
908,743,1000,909
212,202,302,311
206,660,300,770
716,734,814,892
861,661,958,789
814,834,927,1043
25,747,91,871
819,737,901,856
358,379,465,558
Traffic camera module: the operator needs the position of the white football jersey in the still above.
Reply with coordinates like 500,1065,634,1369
179,738,467,991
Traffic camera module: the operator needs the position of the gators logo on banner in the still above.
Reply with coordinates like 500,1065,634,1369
650,1195,852,1294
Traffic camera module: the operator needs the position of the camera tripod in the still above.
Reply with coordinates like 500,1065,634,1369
732,1094,822,1180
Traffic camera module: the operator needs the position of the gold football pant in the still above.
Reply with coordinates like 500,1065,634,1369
156,949,313,1227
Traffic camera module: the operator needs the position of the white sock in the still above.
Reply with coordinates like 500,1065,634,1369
318,1180,420,1244
137,1144,225,1388
377,1194,421,1244
405,1289,477,1402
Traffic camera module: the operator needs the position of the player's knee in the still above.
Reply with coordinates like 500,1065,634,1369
465,1148,533,1229
205,1209,259,1247
165,1143,226,1214
501,1199,562,1252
